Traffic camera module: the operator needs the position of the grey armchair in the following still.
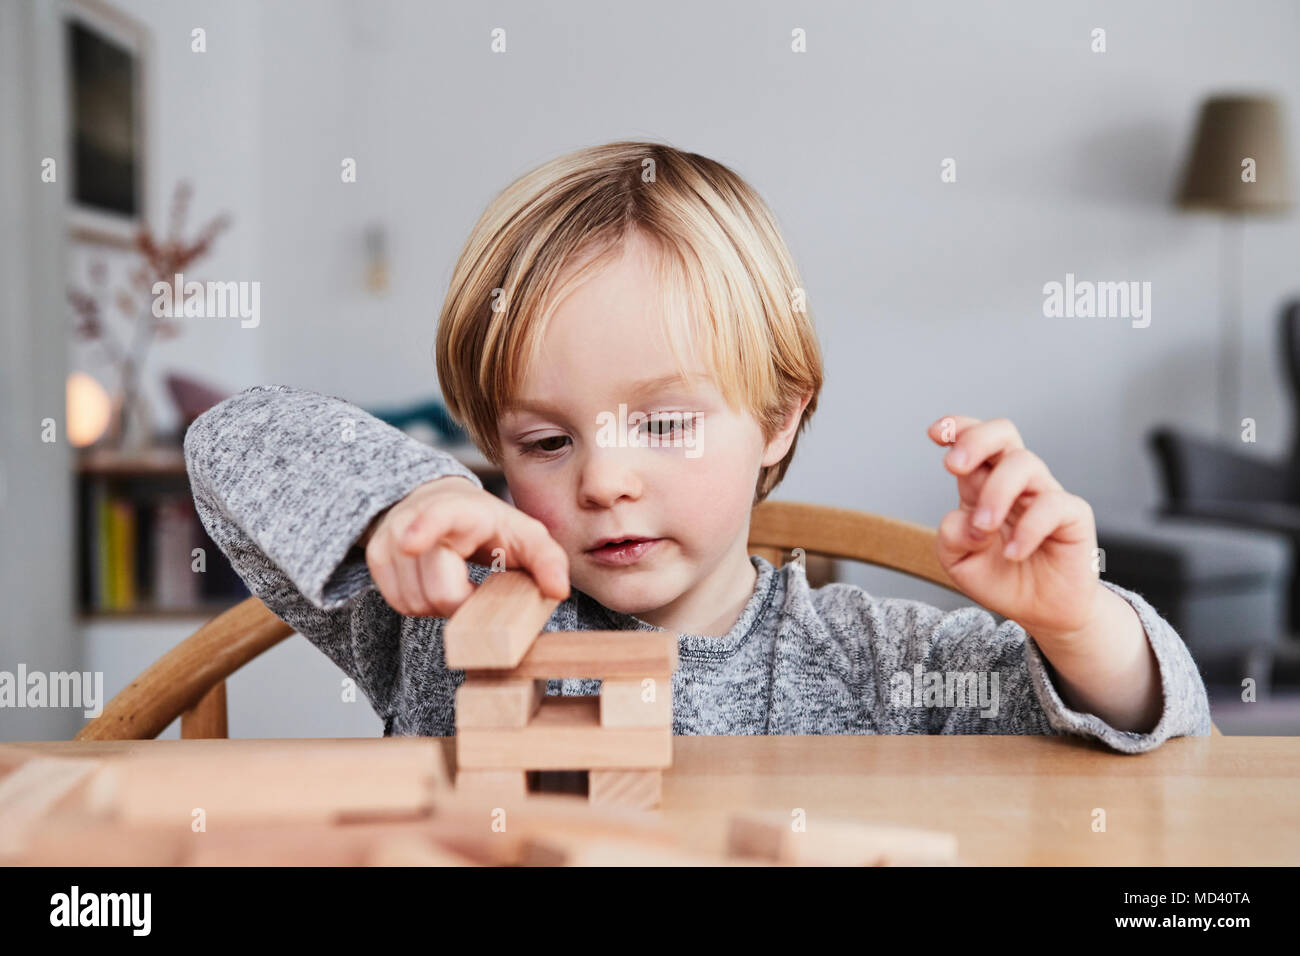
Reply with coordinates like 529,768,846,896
1149,298,1300,632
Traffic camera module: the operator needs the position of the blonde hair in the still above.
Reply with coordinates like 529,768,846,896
435,140,823,505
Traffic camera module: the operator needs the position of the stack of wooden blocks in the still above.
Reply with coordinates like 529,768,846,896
444,570,676,810
0,569,964,866
0,741,960,866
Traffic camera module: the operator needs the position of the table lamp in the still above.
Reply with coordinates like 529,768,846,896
66,371,112,448
1175,94,1294,440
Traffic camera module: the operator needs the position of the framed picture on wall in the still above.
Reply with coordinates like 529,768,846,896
63,0,150,247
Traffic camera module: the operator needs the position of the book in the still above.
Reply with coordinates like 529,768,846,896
152,497,200,608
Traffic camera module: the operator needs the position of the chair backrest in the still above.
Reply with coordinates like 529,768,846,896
76,500,1219,739
747,500,960,592
76,595,293,741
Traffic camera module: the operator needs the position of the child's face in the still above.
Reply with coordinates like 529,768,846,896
496,233,787,625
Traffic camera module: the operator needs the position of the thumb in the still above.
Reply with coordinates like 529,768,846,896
936,508,998,569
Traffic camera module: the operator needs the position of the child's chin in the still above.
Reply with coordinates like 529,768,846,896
584,576,671,618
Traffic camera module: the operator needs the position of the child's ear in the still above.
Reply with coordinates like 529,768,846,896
760,389,813,467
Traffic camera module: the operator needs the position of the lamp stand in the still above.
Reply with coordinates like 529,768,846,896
1219,213,1244,442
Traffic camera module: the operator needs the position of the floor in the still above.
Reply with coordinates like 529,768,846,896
1200,637,1300,733
1208,687,1300,735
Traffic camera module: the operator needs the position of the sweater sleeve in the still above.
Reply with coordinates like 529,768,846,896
181,383,483,713
860,580,1212,753
1018,579,1214,753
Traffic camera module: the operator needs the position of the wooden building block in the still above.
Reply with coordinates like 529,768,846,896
464,631,677,681
84,738,446,828
0,743,40,777
16,815,484,868
525,836,753,867
430,790,678,865
456,696,672,770
443,570,559,669
455,769,528,798
599,678,672,727
12,817,191,866
727,810,958,866
0,755,102,858
455,678,545,728
589,769,662,810
184,820,448,866
365,835,481,867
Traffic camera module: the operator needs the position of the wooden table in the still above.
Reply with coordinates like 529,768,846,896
9,733,1299,865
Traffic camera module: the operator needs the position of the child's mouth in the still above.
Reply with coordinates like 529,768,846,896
586,537,662,566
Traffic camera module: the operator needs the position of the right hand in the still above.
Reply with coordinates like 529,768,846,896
361,475,570,616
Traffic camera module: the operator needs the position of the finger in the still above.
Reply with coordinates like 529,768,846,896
942,418,1026,475
952,459,994,509
968,448,1060,532
398,493,568,600
936,506,995,568
1002,491,1091,560
365,536,407,613
418,544,474,616
953,464,1041,517
499,511,570,601
395,500,490,558
392,550,428,616
926,415,982,448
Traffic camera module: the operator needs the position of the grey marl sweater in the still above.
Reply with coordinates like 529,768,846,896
183,384,1213,753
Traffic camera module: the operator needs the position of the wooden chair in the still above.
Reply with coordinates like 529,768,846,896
75,500,1221,739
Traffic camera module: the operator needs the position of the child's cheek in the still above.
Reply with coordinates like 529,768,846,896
503,482,568,546
667,448,752,539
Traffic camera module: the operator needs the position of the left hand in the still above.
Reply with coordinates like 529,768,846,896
926,415,1102,640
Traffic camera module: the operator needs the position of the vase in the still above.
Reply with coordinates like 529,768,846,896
108,379,153,453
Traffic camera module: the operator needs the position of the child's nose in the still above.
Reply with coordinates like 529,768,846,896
577,445,644,508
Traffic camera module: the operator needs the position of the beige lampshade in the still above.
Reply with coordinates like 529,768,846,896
1176,95,1294,213
66,371,112,447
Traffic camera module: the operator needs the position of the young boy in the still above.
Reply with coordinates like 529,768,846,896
184,141,1211,753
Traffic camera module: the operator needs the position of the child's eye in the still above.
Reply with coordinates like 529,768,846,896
520,435,570,457
641,414,695,439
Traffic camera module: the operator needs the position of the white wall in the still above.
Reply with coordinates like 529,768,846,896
83,620,383,738
1,0,77,741
69,0,264,428
47,0,1300,737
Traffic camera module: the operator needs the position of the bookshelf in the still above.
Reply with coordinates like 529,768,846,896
75,443,507,620
76,444,245,621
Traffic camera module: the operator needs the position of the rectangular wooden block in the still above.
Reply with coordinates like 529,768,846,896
443,570,559,669
454,769,528,798
727,810,958,866
524,836,765,867
12,817,192,866
599,678,672,728
589,769,662,810
455,678,545,728
457,696,672,770
430,790,679,865
237,816,527,867
84,738,447,828
365,834,481,867
0,755,103,858
184,820,451,866
0,743,40,777
464,631,677,681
